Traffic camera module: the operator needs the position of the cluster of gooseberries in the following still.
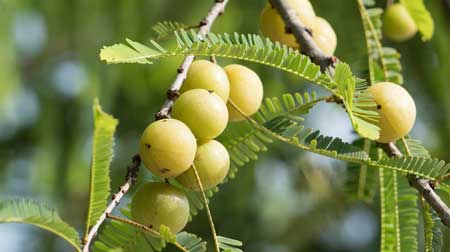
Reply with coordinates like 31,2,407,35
259,0,337,55
130,1,419,235
132,60,264,233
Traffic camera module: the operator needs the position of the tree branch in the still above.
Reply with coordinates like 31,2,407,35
83,1,230,251
269,0,336,74
271,0,450,228
82,155,141,251
155,0,230,120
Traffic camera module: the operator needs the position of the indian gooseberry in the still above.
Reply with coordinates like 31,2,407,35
131,182,190,234
383,3,418,42
172,89,228,140
176,140,230,191
224,64,264,122
260,0,316,48
368,82,416,143
312,17,337,56
180,60,230,102
139,119,197,178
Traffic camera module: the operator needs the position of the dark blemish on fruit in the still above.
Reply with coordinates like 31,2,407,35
208,90,214,94
159,168,170,173
377,105,382,109
145,143,151,149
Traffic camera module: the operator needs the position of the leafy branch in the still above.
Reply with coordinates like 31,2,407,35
272,0,450,229
82,1,230,251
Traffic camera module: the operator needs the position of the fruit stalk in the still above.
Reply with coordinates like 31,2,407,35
155,0,230,120
272,0,450,228
269,0,336,74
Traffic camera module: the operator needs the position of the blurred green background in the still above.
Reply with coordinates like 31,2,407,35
0,0,449,251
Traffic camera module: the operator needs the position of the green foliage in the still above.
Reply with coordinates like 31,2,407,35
85,99,119,233
176,232,207,252
92,209,206,252
332,63,380,140
398,178,419,252
379,169,401,252
152,21,188,40
99,31,380,140
376,156,450,180
400,0,434,41
359,3,403,84
0,199,82,252
345,139,379,203
220,91,322,180
397,138,431,158
217,236,243,252
422,199,443,252
159,225,177,243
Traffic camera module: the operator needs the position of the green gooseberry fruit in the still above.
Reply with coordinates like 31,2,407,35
224,64,264,122
180,60,230,102
368,82,416,143
176,140,230,191
139,119,197,178
172,89,228,140
131,182,190,234
383,3,418,42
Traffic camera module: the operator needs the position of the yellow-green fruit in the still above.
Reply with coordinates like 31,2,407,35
139,119,197,178
383,3,418,42
312,17,337,56
260,0,316,48
180,60,230,102
225,64,264,122
368,82,416,143
172,89,228,140
131,182,189,234
176,140,230,191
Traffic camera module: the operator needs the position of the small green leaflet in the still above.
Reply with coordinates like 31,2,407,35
100,39,160,64
218,236,243,252
0,199,82,252
400,0,434,41
332,63,380,140
85,99,119,234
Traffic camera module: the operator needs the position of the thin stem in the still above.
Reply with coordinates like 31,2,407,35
401,137,412,156
82,155,141,251
106,214,189,252
155,0,230,120
191,164,220,252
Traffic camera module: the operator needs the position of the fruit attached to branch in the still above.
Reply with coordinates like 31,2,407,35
131,182,190,234
225,64,264,122
139,119,197,178
181,60,230,102
172,89,229,140
177,140,230,191
368,82,416,143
